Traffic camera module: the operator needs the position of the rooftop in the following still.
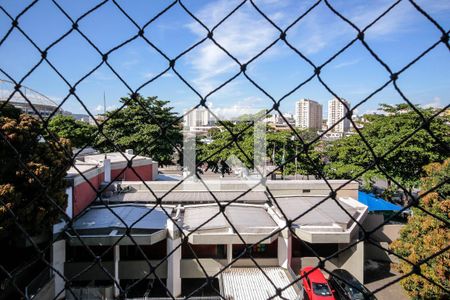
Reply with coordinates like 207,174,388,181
107,190,269,204
67,204,172,245
221,267,300,300
179,204,279,244
273,196,359,230
0,79,59,108
83,152,152,164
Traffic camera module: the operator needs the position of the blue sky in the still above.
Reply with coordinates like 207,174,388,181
0,0,449,118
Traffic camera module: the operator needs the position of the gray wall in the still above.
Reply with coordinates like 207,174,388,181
32,278,55,300
363,214,404,263
295,241,365,283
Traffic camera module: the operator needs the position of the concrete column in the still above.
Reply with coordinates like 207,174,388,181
167,237,182,297
278,229,292,269
227,244,233,264
337,241,364,283
52,240,66,299
104,158,111,182
114,245,120,298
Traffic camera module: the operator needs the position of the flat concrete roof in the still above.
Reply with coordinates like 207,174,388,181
271,196,368,243
73,204,171,232
83,152,151,164
99,179,359,205
180,204,278,244
107,191,269,204
274,196,359,230
67,204,172,245
66,162,98,178
222,267,300,300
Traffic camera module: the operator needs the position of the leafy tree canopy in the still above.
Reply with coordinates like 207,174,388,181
47,114,96,149
96,95,182,166
391,159,449,299
324,104,449,191
197,122,322,176
0,104,70,238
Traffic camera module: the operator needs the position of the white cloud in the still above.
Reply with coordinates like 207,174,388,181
94,104,116,112
289,0,416,55
92,70,115,81
423,96,442,109
143,72,155,79
332,59,361,69
186,0,278,94
210,96,266,119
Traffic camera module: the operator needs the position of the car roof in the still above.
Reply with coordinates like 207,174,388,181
301,266,328,283
331,269,370,293
331,269,359,283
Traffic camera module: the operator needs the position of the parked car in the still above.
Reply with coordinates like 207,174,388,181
328,269,376,300
300,266,336,300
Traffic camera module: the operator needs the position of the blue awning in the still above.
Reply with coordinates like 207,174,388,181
358,191,402,212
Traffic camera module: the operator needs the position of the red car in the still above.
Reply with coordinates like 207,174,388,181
300,266,336,300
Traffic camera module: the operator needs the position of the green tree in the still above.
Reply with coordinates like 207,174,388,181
197,122,255,168
324,104,450,192
96,95,182,166
0,104,71,238
390,159,450,299
196,122,322,176
47,114,96,148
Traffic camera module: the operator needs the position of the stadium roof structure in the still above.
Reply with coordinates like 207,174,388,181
0,79,59,109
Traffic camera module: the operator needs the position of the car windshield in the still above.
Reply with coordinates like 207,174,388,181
337,279,370,300
312,283,332,296
345,284,369,300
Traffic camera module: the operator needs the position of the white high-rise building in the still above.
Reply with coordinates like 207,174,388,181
184,107,211,128
327,98,350,133
295,99,323,130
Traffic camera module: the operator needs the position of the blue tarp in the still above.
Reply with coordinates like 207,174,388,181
358,191,402,212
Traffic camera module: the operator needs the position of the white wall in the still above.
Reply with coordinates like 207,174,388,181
65,187,73,219
52,240,66,300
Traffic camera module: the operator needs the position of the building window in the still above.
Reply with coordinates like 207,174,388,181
292,239,339,258
182,244,227,259
232,240,278,259
121,241,166,260
66,245,114,262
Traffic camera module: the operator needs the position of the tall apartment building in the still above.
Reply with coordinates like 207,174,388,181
327,98,351,133
184,107,211,128
294,99,323,129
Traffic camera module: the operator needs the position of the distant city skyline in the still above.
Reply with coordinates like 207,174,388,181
0,1,448,118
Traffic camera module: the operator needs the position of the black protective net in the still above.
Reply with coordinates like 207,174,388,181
0,0,449,299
